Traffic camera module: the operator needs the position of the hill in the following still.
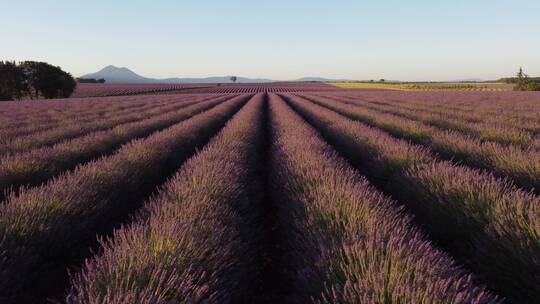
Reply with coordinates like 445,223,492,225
81,66,274,83
81,66,358,83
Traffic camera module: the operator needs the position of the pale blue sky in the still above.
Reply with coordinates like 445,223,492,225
2,0,539,81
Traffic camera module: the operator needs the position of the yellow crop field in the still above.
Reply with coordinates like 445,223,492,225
329,82,513,91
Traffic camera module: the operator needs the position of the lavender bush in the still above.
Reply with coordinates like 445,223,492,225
268,94,498,303
0,94,249,303
281,93,540,303
67,94,265,303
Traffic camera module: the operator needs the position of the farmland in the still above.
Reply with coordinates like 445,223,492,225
71,82,343,97
330,82,514,91
71,83,216,98
0,83,539,303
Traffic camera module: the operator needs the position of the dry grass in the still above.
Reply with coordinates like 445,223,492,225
330,82,513,91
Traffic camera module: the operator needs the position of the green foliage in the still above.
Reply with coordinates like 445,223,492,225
77,78,106,83
0,61,28,101
528,82,540,91
502,67,540,91
230,76,237,83
0,61,76,101
500,76,540,84
514,67,529,91
20,61,77,99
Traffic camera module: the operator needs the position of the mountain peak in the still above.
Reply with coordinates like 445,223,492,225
102,65,117,69
81,65,274,83
81,65,151,83
100,65,128,72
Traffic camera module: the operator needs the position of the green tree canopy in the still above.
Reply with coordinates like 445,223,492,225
0,61,28,101
0,61,76,101
20,61,77,99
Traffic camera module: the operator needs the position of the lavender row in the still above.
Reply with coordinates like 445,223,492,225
317,91,540,137
0,96,176,142
0,98,165,143
0,98,199,155
282,94,540,303
0,94,249,303
71,83,214,98
314,93,539,149
299,94,540,193
0,94,167,130
327,90,540,123
182,82,343,94
268,94,497,303
327,91,540,135
0,94,220,155
0,94,217,137
67,94,265,303
0,95,236,202
0,94,214,143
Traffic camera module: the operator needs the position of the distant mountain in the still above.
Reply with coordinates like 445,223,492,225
81,65,155,83
295,77,352,82
81,66,274,83
80,67,486,84
451,78,484,82
161,76,274,83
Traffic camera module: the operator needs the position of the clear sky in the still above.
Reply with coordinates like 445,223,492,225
2,0,539,81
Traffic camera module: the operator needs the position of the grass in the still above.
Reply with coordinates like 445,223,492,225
329,82,513,91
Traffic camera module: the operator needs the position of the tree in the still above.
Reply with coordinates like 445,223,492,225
379,78,385,82
230,76,237,83
19,61,76,99
77,78,106,84
514,67,529,91
0,61,28,101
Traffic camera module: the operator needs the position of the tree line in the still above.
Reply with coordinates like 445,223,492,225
500,67,540,91
76,78,106,83
0,61,77,101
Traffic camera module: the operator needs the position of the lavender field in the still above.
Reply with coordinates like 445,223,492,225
0,83,539,303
